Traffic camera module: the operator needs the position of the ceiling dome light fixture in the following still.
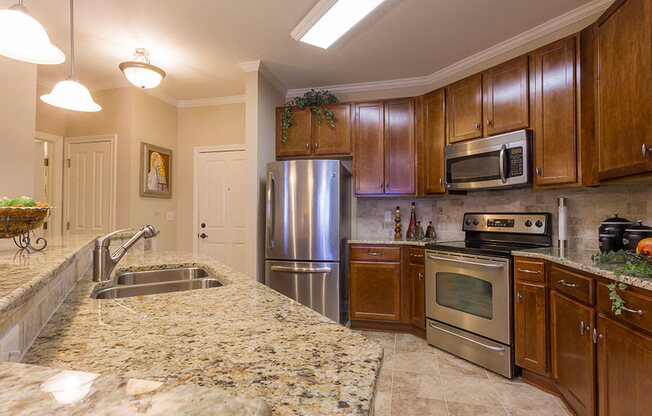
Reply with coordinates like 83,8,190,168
40,0,101,112
0,0,65,64
119,48,166,89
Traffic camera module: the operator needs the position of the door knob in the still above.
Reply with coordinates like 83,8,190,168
199,233,208,239
200,223,206,228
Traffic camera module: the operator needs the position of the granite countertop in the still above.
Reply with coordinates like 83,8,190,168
0,361,270,415
513,247,652,291
348,238,435,246
22,251,383,415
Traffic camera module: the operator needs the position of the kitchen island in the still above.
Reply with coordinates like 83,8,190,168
20,250,382,415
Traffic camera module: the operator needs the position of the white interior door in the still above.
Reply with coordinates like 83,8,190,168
65,139,114,235
197,150,246,273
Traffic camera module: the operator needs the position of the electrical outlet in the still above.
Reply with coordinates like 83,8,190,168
384,211,392,222
166,211,175,221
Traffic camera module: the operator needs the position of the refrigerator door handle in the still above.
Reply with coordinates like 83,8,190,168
270,265,332,274
266,171,275,248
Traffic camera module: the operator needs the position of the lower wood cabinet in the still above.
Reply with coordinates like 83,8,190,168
514,281,548,375
349,260,401,322
407,248,425,329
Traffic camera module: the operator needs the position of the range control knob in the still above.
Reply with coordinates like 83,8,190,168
525,220,532,227
472,219,479,226
465,219,472,225
535,220,544,228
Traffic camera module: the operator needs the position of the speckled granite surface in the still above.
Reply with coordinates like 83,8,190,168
22,251,383,415
348,238,433,246
513,247,652,290
0,361,270,415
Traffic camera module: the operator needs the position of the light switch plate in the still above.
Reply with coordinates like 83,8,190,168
166,211,175,221
384,211,392,222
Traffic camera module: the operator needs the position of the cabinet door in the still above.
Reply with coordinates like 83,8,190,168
408,261,425,329
354,102,385,195
349,260,401,322
312,103,352,156
384,98,415,195
514,281,548,375
596,314,652,416
533,36,578,186
551,291,595,416
447,74,483,143
483,55,530,136
422,89,446,194
276,107,311,158
596,0,652,180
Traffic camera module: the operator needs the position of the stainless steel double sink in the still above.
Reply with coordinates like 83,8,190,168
91,267,222,299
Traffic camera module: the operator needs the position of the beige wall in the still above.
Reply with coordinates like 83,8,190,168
35,84,66,137
0,57,37,198
176,103,246,252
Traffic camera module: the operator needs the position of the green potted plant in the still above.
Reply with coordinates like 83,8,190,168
281,89,338,143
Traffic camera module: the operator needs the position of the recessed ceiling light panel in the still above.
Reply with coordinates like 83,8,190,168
291,0,386,49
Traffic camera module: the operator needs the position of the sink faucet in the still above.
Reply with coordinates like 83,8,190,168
93,225,159,282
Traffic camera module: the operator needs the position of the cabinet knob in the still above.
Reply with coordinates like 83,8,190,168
315,142,319,149
580,321,589,335
306,142,309,149
643,143,652,157
486,119,491,126
593,328,603,344
535,167,542,176
516,292,522,302
418,273,424,280
475,122,480,130
439,177,444,185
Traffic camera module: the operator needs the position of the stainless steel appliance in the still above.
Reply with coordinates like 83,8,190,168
425,212,552,378
264,160,351,323
444,129,531,191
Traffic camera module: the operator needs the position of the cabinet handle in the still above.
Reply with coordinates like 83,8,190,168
439,177,444,185
558,280,577,288
315,142,318,149
593,328,603,344
486,119,491,126
619,305,643,316
306,142,309,149
475,122,480,130
367,251,383,256
379,182,383,189
410,253,424,259
418,273,423,281
536,167,542,176
516,292,522,302
517,268,541,275
580,321,589,335
643,143,652,157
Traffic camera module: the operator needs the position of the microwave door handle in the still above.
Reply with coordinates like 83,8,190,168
499,144,507,184
427,254,505,269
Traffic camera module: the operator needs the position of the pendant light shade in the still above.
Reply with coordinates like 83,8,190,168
40,0,101,112
119,48,166,89
0,1,65,64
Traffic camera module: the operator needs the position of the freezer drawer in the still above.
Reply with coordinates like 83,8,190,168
265,260,342,323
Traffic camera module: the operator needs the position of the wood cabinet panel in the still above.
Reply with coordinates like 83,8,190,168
354,102,385,195
447,74,483,143
550,264,594,305
350,260,401,322
596,314,652,416
407,247,425,329
514,258,546,283
312,103,352,156
276,107,311,158
422,89,447,194
349,245,401,262
384,99,416,195
596,281,652,334
514,281,548,375
483,55,530,136
596,0,652,180
533,36,578,186
551,291,595,416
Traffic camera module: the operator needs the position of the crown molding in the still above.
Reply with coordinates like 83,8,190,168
286,0,613,98
289,0,338,41
239,60,261,72
257,62,287,96
177,95,246,108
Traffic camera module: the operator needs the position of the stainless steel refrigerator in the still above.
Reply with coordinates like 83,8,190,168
265,159,351,323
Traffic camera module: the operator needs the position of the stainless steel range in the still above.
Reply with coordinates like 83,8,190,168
424,212,552,378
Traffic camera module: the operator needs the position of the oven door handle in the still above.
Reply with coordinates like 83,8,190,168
427,254,505,269
428,322,506,352
499,144,507,184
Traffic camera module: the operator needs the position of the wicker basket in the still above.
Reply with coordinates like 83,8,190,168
0,206,53,238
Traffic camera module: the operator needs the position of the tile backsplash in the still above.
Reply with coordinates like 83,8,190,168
353,184,652,251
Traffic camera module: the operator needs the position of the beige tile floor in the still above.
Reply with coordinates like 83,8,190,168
357,330,573,416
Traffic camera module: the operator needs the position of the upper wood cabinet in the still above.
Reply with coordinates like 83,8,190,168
276,104,352,159
276,107,311,158
312,103,352,156
595,0,652,180
483,55,530,136
532,36,578,186
354,99,416,196
420,89,447,195
446,73,483,143
514,281,548,375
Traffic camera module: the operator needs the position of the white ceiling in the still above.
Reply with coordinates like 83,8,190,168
4,0,598,102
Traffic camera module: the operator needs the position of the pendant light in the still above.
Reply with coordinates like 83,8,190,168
0,0,65,64
119,48,166,89
40,0,100,112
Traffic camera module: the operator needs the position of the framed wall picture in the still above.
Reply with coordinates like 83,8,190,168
140,142,172,198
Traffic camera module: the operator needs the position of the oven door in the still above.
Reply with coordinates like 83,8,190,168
425,250,511,344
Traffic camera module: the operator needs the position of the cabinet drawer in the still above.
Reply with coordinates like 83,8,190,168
350,245,401,262
550,264,594,305
597,282,652,334
514,258,546,283
408,247,425,264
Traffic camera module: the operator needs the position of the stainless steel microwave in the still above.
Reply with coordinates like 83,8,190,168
444,129,531,191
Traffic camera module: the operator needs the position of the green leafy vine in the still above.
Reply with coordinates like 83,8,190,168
592,251,652,315
282,90,338,143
